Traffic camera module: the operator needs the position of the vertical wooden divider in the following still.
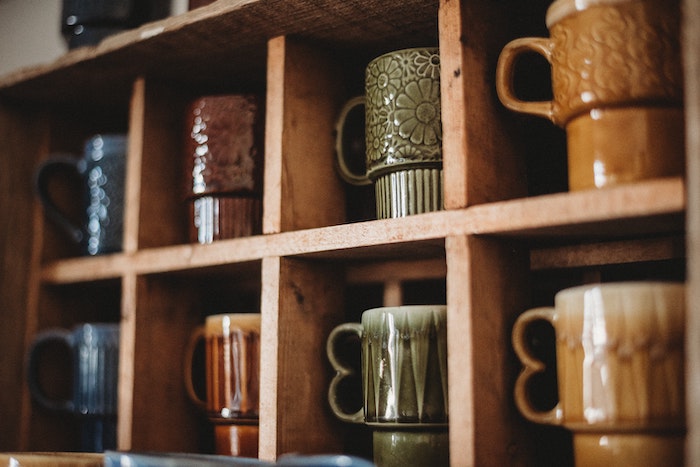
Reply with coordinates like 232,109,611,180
259,257,346,460
5,105,50,451
117,77,145,450
684,0,700,463
438,0,527,207
263,35,346,234
259,35,350,459
118,272,137,450
446,235,533,465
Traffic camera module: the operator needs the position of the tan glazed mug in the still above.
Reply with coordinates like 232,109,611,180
327,305,449,467
335,48,443,218
512,282,686,466
496,0,684,190
184,313,261,457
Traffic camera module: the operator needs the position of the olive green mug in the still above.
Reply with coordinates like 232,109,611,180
335,48,443,218
327,305,449,467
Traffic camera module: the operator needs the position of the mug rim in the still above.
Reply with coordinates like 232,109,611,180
204,312,261,330
369,46,439,65
554,281,684,299
546,0,634,27
362,304,446,315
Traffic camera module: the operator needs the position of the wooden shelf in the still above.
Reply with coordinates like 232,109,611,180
40,177,684,284
1,0,694,464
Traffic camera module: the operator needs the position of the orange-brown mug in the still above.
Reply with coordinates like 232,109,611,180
512,282,686,466
184,313,261,457
496,0,684,190
183,94,264,243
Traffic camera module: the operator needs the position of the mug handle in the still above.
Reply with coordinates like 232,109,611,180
326,322,364,424
34,155,85,244
26,328,74,413
334,96,372,186
183,326,207,410
511,307,562,426
495,37,556,123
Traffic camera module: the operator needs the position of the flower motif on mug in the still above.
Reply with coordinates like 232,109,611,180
367,56,403,107
394,78,442,146
367,109,392,163
414,49,441,81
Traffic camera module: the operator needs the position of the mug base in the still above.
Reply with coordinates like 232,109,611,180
373,168,443,219
566,107,685,190
213,422,259,457
573,431,684,467
372,426,449,467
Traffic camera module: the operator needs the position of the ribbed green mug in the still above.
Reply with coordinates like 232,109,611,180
335,48,443,219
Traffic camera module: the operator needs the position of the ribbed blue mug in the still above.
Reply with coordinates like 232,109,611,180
27,323,120,452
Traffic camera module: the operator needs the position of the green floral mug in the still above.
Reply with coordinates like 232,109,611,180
335,48,443,219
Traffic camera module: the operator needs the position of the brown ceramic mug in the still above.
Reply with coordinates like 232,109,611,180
184,313,261,456
183,94,264,243
512,282,686,466
496,0,684,190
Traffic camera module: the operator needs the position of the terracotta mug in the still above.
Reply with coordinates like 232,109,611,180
184,313,260,457
496,0,684,190
327,305,449,467
335,48,443,218
512,282,686,466
183,94,265,243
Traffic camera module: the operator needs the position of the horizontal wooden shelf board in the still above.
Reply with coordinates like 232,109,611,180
530,235,686,270
468,177,685,240
0,0,439,106
40,178,685,284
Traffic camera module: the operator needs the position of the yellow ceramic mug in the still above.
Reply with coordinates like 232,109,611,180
496,0,684,190
512,282,686,466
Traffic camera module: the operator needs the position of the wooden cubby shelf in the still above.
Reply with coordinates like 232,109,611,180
1,0,696,466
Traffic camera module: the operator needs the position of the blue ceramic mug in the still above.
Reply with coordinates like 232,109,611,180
35,134,127,256
27,323,120,452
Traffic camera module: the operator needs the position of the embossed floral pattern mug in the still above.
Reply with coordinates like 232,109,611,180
496,0,684,190
335,48,443,218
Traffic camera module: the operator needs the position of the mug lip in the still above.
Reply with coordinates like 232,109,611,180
369,46,439,64
546,0,633,27
204,312,261,330
362,304,447,315
554,281,684,299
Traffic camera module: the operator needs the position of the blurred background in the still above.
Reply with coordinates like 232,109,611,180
0,0,190,76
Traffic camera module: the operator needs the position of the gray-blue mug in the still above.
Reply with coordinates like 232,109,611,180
35,134,127,255
27,323,120,452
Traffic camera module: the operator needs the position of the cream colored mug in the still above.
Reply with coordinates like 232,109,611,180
496,0,684,190
512,282,685,466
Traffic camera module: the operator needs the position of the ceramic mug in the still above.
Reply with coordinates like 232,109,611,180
327,305,449,467
335,48,443,218
184,313,261,456
495,0,684,190
35,134,127,255
27,323,120,452
512,282,685,466
183,94,264,243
